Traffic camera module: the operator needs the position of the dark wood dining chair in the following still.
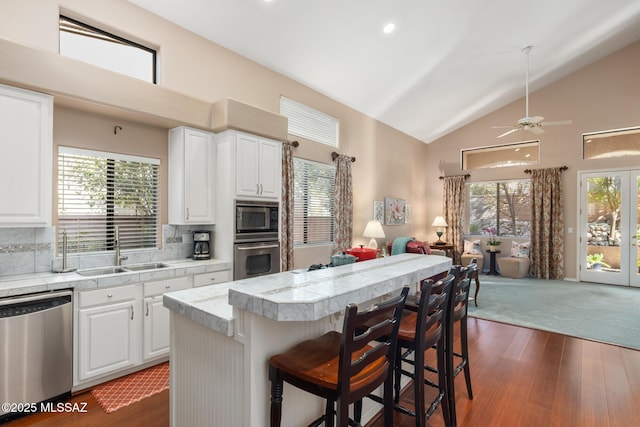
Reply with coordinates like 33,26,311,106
368,274,456,427
268,286,409,427
448,266,474,426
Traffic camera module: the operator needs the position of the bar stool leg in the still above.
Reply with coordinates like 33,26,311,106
269,365,283,427
461,319,473,399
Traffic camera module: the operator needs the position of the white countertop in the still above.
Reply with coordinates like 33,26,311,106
163,253,451,337
0,258,232,298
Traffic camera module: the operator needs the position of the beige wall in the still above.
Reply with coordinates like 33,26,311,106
3,1,640,275
0,0,430,268
426,40,640,279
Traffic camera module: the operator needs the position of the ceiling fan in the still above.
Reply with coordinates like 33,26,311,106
493,46,572,138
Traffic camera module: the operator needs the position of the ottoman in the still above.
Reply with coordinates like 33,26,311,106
497,257,530,278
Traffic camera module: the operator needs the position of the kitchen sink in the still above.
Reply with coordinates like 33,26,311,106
123,262,170,271
76,266,129,276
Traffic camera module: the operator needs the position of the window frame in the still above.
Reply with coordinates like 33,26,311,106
59,15,157,84
293,157,336,247
466,179,532,238
57,146,160,254
280,96,340,147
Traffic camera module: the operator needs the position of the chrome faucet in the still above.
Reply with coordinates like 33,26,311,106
115,226,128,266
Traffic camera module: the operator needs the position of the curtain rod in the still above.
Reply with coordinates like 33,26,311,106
524,165,568,174
331,151,356,162
439,174,470,180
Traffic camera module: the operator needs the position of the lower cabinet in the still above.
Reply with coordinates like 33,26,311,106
75,271,229,386
77,284,140,383
143,277,191,361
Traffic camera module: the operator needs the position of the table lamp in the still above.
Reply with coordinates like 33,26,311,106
363,220,385,249
431,216,448,245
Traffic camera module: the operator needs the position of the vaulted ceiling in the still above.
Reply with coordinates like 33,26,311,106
130,0,640,143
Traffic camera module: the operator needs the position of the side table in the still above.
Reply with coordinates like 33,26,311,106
429,243,454,258
486,250,501,275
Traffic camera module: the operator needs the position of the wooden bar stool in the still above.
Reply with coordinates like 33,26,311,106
447,265,475,427
268,287,409,427
389,274,457,427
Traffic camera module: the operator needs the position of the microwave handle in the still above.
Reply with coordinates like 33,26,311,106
236,244,279,251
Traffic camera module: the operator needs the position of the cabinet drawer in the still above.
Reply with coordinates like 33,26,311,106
144,276,191,297
193,270,231,287
78,284,138,308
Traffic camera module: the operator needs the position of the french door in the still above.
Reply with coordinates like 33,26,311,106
579,170,640,287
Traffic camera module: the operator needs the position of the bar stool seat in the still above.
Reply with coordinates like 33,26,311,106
268,287,409,427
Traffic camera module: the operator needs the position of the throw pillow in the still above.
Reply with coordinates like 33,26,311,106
463,239,482,254
510,241,530,258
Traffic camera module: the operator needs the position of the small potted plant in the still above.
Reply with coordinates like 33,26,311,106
486,235,501,252
587,253,610,270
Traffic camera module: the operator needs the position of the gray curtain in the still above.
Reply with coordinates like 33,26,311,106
530,167,565,279
443,175,467,264
280,142,294,271
333,155,353,253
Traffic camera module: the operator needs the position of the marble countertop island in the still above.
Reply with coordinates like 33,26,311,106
165,253,451,427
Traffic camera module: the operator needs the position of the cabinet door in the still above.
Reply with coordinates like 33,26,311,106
78,300,138,381
184,128,216,223
0,84,52,226
258,138,282,199
143,295,170,360
236,133,260,197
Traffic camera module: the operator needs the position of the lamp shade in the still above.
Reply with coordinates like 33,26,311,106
431,216,448,227
363,220,385,250
363,220,385,238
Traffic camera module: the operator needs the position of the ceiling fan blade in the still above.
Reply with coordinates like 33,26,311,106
497,128,519,138
530,116,544,124
541,119,572,126
529,126,545,135
491,125,515,129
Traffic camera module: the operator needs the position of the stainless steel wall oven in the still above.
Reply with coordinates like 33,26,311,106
234,240,280,280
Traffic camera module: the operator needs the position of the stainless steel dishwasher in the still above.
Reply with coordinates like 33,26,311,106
0,290,73,422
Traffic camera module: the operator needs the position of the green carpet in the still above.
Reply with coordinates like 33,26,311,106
467,275,640,350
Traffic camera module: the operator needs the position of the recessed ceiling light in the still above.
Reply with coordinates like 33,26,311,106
383,22,395,34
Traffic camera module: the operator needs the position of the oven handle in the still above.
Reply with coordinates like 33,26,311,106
236,244,279,251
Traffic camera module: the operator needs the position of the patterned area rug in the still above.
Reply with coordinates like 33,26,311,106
91,362,169,413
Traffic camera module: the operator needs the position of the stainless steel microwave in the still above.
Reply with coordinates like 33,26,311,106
235,200,279,242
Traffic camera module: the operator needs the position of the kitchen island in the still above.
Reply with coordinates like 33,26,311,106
163,253,451,427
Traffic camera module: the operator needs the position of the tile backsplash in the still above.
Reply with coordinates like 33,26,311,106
0,224,215,278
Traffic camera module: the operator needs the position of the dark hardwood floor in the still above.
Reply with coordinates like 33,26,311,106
6,318,640,426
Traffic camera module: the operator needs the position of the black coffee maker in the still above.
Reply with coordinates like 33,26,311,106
192,231,211,260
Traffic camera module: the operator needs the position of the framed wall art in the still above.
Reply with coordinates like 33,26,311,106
405,204,412,224
384,197,405,225
373,200,384,223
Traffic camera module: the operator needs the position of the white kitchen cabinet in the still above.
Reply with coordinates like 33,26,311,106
143,277,190,361
169,126,216,224
76,285,140,382
235,132,281,200
0,84,52,227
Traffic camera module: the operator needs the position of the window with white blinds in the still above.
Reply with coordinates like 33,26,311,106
293,158,335,246
57,147,159,254
280,96,339,147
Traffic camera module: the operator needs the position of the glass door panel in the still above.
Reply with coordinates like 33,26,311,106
580,171,639,287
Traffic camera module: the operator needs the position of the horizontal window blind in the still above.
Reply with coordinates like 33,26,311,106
280,96,339,147
293,158,335,246
58,147,159,254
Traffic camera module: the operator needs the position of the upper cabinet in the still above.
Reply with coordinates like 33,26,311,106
0,84,52,227
168,126,216,224
234,132,282,200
